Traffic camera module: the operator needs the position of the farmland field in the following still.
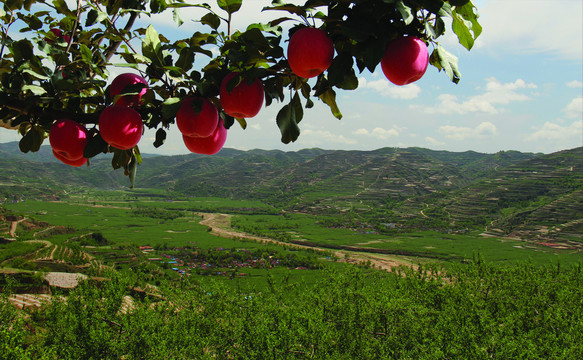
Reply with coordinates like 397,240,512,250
4,193,582,269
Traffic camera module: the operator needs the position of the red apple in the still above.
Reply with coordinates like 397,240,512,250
46,28,71,44
219,72,264,118
381,36,429,86
99,105,143,150
49,118,88,161
109,73,148,107
182,119,227,155
287,27,334,78
176,97,219,138
53,150,87,167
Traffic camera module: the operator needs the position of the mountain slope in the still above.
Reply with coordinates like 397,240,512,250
1,141,580,240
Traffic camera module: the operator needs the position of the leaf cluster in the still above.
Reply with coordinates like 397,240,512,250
0,0,481,182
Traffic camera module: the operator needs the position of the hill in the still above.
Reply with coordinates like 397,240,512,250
0,141,581,241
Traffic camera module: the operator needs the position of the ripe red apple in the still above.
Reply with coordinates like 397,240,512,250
219,72,264,118
182,119,227,155
99,105,143,150
109,73,148,107
49,118,88,161
287,27,334,78
53,150,87,167
46,28,71,44
176,97,219,138
381,36,429,86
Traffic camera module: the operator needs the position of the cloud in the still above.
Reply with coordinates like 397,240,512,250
525,120,583,143
416,77,537,115
476,0,583,61
563,97,583,119
425,136,445,147
354,126,402,139
302,129,357,145
566,80,583,88
358,77,421,99
438,121,497,141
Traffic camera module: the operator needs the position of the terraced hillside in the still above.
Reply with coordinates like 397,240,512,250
2,141,580,239
436,147,583,238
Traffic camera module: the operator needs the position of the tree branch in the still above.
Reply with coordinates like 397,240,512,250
2,96,100,125
102,11,139,64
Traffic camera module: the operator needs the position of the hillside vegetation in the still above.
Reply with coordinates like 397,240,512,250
1,143,581,242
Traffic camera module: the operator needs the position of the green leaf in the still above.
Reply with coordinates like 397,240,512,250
327,53,356,89
235,117,247,129
451,9,474,50
318,89,342,119
276,93,303,144
85,9,107,26
11,40,34,62
455,1,482,39
128,154,137,188
83,132,108,158
79,44,93,63
19,127,43,153
142,25,162,66
22,69,49,80
112,148,131,170
201,12,221,30
396,1,414,25
173,8,184,26
262,4,306,17
22,85,46,95
176,47,195,72
217,0,242,15
161,97,181,119
154,128,166,148
430,44,461,84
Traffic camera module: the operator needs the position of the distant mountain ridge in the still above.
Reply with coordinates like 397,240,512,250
0,142,581,241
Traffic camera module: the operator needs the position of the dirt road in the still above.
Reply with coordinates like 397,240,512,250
198,213,416,271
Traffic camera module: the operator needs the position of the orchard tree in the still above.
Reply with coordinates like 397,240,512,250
0,0,481,185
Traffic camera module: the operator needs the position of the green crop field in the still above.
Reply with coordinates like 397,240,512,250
230,213,583,266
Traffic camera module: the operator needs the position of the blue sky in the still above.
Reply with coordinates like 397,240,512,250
1,0,581,155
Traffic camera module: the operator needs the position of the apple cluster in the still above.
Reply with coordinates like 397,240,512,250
287,26,428,86
48,28,428,167
49,73,147,166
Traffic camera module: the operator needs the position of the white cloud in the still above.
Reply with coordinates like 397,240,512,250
566,80,583,88
525,120,583,143
476,0,583,61
358,77,421,100
425,136,445,147
438,121,497,141
564,97,583,119
417,77,537,115
354,126,402,139
302,129,357,145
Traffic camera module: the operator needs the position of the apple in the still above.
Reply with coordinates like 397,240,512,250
381,36,429,86
287,27,334,78
46,28,71,44
49,118,88,162
109,73,148,107
99,105,143,150
53,150,87,167
219,72,264,118
176,97,219,138
182,118,227,155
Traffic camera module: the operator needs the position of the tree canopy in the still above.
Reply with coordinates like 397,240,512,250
0,0,481,185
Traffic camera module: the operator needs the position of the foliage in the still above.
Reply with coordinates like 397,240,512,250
1,261,582,359
0,0,481,183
